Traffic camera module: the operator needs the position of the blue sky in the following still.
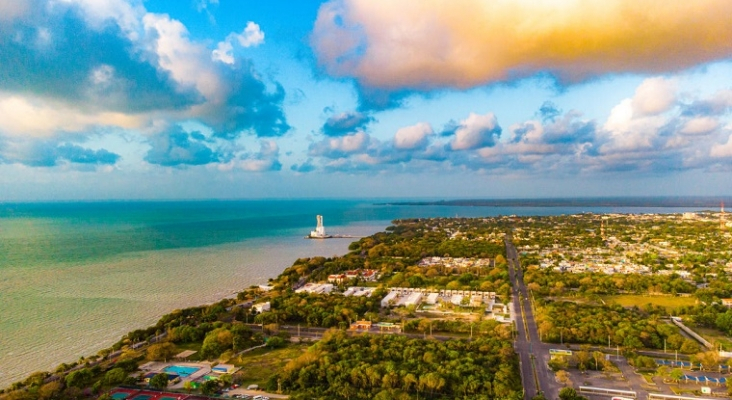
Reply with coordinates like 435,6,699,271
1,0,732,200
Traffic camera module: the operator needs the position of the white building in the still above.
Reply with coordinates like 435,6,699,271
253,302,270,313
381,291,398,308
398,292,422,307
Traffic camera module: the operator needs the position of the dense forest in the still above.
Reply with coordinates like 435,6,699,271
275,329,521,400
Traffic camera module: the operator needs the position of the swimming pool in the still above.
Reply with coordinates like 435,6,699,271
163,365,201,377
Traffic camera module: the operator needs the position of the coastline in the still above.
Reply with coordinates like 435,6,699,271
0,221,386,389
1,199,716,389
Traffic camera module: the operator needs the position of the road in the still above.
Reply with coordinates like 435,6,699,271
506,235,560,400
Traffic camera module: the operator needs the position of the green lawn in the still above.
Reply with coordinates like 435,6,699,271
233,344,309,387
600,295,697,311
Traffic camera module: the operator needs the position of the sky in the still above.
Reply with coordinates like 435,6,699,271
1,0,732,200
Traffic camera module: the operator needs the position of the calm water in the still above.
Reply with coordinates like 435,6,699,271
0,200,704,387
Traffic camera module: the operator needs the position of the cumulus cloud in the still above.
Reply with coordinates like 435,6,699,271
680,117,719,136
600,77,679,154
711,134,732,158
312,0,732,96
393,122,433,150
630,77,677,116
145,129,223,167
309,132,371,158
290,158,316,173
321,111,374,136
0,8,196,114
0,94,145,138
448,112,501,151
0,139,120,168
212,22,265,65
0,1,288,145
219,140,282,172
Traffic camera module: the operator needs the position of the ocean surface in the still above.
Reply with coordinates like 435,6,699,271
0,199,707,387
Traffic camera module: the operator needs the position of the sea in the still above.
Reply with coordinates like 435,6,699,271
0,199,709,388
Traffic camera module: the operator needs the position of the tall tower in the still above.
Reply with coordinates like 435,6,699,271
310,215,327,237
722,201,726,231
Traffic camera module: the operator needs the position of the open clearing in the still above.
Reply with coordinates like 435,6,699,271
232,344,308,387
601,294,697,310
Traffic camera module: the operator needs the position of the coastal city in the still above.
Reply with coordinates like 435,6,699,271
5,211,732,400
3,0,732,399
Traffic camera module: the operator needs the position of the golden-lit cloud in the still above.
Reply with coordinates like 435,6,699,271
312,0,732,90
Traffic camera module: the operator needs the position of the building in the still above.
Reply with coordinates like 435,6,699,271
349,320,372,331
398,292,422,307
722,298,732,307
425,292,439,305
381,291,398,308
296,283,334,294
328,274,346,284
253,302,270,313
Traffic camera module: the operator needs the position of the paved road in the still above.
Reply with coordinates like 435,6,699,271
506,235,560,400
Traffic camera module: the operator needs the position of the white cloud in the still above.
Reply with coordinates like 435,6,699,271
450,112,500,151
630,77,677,116
54,0,146,40
212,40,235,64
711,134,732,158
0,94,144,137
0,0,31,22
143,13,224,101
680,117,719,136
393,122,433,150
212,22,264,65
312,0,732,92
334,132,369,152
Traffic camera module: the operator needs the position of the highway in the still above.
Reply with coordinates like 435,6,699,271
506,234,560,400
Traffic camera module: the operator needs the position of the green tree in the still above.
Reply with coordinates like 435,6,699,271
104,368,128,386
37,381,62,400
65,368,93,389
558,387,588,400
266,336,285,349
670,368,684,387
146,342,178,362
679,339,700,354
149,373,170,390
201,380,219,395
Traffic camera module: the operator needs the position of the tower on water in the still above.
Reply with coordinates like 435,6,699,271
310,215,327,238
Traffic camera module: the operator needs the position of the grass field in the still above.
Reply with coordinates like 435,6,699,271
601,294,697,311
232,344,309,387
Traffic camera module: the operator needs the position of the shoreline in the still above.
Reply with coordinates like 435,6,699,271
0,222,385,389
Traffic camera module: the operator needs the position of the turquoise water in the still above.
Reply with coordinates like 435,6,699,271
163,365,200,377
0,200,704,387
